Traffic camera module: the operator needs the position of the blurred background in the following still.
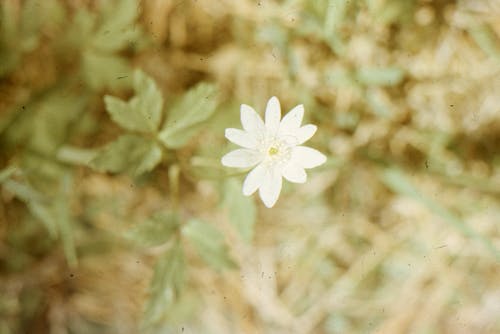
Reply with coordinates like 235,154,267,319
1,0,500,333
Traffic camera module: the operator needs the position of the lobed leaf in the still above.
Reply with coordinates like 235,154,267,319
143,242,185,326
82,50,131,91
182,219,237,271
90,134,163,176
103,70,163,132
91,0,141,53
125,212,180,247
224,179,256,242
1,173,78,267
131,70,164,130
158,83,217,148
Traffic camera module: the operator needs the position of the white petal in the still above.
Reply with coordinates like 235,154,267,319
241,104,265,136
282,162,307,183
279,104,304,134
259,168,282,208
291,146,327,169
243,164,266,196
221,149,262,168
265,96,281,135
295,124,317,144
225,128,257,148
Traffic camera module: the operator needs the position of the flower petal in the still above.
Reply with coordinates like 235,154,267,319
280,104,304,134
243,164,266,196
295,124,317,145
282,162,307,183
241,104,265,136
221,149,262,168
225,128,257,148
265,96,281,135
259,168,283,208
291,146,327,169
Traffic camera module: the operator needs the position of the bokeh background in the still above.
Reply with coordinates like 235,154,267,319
1,0,500,333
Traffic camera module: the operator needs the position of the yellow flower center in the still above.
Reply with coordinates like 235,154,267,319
268,146,279,156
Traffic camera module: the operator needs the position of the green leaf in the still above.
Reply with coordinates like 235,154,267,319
82,50,131,91
27,91,87,155
2,173,78,267
143,242,185,326
90,134,163,176
158,83,217,148
224,179,256,242
20,153,68,193
91,0,141,53
64,8,95,48
356,67,405,87
182,219,237,270
125,212,179,247
381,168,500,260
104,70,163,132
0,0,42,77
130,70,164,131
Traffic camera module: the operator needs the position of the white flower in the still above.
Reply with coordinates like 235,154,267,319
221,96,327,208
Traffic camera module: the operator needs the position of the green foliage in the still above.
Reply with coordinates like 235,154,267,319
182,219,237,271
90,134,163,176
90,70,166,176
30,92,88,155
0,0,41,76
143,242,186,326
104,70,163,133
1,172,78,267
2,0,499,332
89,0,141,53
125,212,180,247
158,83,218,148
1,90,86,269
64,0,143,90
82,51,131,91
2,89,87,154
224,179,256,242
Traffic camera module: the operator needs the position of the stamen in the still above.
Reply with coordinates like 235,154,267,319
268,147,279,155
